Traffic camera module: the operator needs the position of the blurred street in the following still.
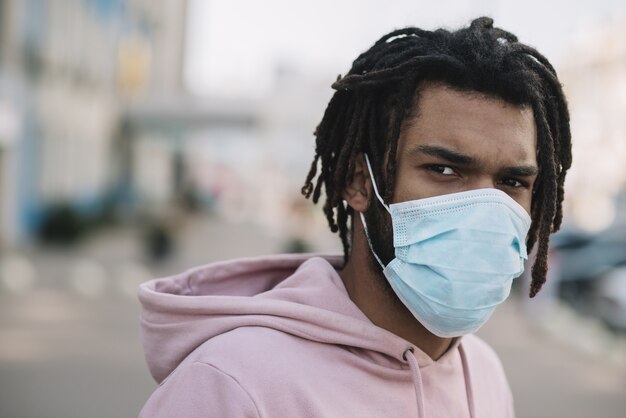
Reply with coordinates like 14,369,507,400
1,214,625,418
479,301,626,418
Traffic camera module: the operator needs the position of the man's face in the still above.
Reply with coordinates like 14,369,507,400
366,82,538,267
393,83,538,208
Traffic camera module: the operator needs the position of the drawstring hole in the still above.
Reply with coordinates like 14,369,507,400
402,347,415,361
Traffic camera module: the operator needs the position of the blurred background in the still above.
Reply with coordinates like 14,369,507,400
0,0,625,417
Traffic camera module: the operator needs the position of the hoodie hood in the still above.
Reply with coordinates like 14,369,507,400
138,253,460,383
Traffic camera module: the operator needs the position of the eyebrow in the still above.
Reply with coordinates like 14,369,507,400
410,144,539,176
500,166,538,177
411,145,475,165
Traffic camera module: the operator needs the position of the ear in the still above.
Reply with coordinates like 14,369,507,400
342,153,372,213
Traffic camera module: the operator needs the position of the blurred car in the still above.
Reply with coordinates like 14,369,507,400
549,225,626,332
593,267,626,331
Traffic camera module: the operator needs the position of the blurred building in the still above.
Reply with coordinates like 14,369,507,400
0,0,188,246
121,57,337,240
118,94,259,216
560,19,626,230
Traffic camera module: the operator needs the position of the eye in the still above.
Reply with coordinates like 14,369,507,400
427,165,456,176
499,178,528,188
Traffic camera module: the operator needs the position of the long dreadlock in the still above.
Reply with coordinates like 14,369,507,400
301,17,572,298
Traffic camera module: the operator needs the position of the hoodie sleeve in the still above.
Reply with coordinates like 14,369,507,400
139,361,261,418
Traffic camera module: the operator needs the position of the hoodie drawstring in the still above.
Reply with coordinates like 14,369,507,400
404,348,426,418
404,344,476,418
458,343,476,418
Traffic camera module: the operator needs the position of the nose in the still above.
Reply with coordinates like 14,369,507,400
466,175,497,191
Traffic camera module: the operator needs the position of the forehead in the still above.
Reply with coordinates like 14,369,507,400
400,83,537,164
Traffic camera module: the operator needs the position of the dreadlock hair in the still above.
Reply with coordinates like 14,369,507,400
301,17,572,298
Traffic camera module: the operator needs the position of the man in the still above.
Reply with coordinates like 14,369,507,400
139,17,571,417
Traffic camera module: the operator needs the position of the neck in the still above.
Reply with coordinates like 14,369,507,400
339,235,453,361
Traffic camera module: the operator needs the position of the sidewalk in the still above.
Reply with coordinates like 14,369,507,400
479,299,626,418
1,213,289,298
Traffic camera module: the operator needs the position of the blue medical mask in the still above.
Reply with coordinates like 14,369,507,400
361,154,531,338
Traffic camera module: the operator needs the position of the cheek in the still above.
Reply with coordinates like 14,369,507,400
520,194,533,215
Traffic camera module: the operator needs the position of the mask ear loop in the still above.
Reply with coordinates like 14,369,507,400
363,153,391,214
359,212,386,270
359,153,390,270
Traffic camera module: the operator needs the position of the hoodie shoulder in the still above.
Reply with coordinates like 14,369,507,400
140,360,261,418
164,322,423,418
186,324,350,386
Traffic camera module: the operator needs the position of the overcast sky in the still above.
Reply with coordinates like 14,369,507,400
184,0,626,97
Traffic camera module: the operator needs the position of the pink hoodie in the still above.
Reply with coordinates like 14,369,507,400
139,254,515,418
